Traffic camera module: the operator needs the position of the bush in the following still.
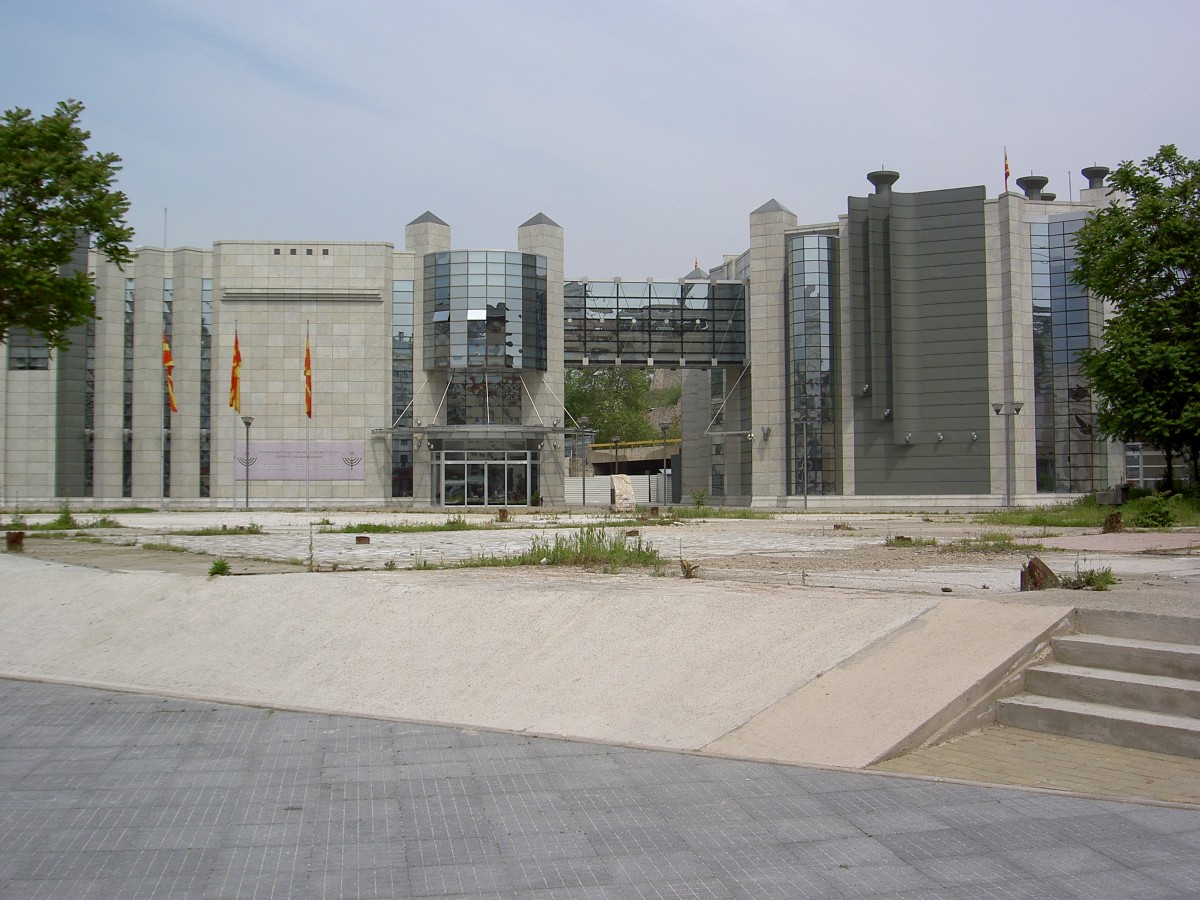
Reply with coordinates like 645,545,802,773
1130,494,1174,528
208,558,231,576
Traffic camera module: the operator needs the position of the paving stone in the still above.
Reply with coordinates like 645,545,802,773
0,678,1197,898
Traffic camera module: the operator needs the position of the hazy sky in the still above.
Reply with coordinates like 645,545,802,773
4,0,1198,279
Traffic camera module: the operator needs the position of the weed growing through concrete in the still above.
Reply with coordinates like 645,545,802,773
142,542,188,553
176,523,263,536
323,515,473,534
208,558,231,576
939,533,1045,554
885,534,937,548
1060,563,1117,591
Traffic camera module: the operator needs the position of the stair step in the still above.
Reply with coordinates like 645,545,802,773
1026,664,1200,719
996,694,1200,758
1052,633,1200,680
1077,609,1200,644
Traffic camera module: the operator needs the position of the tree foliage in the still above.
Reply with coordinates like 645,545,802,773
1073,145,1200,484
0,99,133,349
565,368,658,443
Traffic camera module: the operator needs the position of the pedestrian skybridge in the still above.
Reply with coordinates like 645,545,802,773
564,280,746,367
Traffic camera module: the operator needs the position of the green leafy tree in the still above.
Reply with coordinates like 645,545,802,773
0,99,133,349
565,368,658,443
1073,145,1200,487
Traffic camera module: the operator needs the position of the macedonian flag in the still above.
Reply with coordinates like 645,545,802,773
304,335,313,419
229,330,242,413
162,333,178,413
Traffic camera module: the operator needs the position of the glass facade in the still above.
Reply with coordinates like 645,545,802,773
161,278,173,497
199,278,212,497
1030,216,1106,492
83,320,95,495
787,234,838,495
446,372,523,426
423,250,546,371
391,280,414,498
122,277,134,497
563,280,745,366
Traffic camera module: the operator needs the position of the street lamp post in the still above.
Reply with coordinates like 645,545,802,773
660,423,670,505
992,401,1024,507
241,415,254,510
612,435,621,477
579,416,589,507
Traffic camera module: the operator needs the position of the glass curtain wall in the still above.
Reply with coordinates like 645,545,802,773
563,280,745,366
122,278,134,497
392,280,414,497
787,234,838,495
199,278,212,497
424,251,546,372
1031,216,1106,492
161,278,173,497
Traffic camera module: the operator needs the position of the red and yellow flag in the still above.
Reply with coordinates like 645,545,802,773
304,335,313,419
229,330,242,413
162,333,178,413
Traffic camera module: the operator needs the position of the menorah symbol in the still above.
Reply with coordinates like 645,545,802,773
236,456,257,468
342,455,362,470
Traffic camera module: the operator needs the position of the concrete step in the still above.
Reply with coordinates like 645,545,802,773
1076,609,1200,645
1052,633,1200,680
1025,663,1200,719
996,694,1200,759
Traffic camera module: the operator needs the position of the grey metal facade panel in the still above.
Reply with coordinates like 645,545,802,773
848,185,991,494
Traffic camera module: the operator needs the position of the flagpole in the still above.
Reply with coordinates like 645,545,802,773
160,351,167,513
305,321,311,511
231,321,239,511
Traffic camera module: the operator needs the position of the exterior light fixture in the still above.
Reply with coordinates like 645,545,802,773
905,433,912,443
937,432,944,442
761,425,771,441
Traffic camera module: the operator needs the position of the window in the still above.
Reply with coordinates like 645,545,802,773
7,329,49,370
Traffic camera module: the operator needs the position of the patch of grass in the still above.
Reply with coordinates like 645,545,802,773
451,526,664,573
324,515,475,534
885,534,937,548
8,502,122,531
939,532,1045,554
142,541,189,553
1060,565,1117,591
175,523,264,536
665,506,770,521
977,496,1107,528
208,558,232,576
978,492,1200,529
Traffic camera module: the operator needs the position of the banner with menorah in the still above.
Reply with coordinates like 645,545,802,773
234,441,366,481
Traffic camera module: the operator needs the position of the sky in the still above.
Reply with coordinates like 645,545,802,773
4,0,1198,279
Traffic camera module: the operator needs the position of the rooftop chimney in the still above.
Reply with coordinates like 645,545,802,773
1081,166,1110,190
1015,175,1049,200
866,170,900,194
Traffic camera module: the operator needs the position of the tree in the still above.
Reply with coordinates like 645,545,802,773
565,368,658,443
0,99,133,349
1073,145,1200,487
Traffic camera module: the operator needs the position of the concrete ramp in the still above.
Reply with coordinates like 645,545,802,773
704,598,1074,767
0,554,1070,767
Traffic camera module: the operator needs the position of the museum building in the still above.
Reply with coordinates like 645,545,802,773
0,166,1129,509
